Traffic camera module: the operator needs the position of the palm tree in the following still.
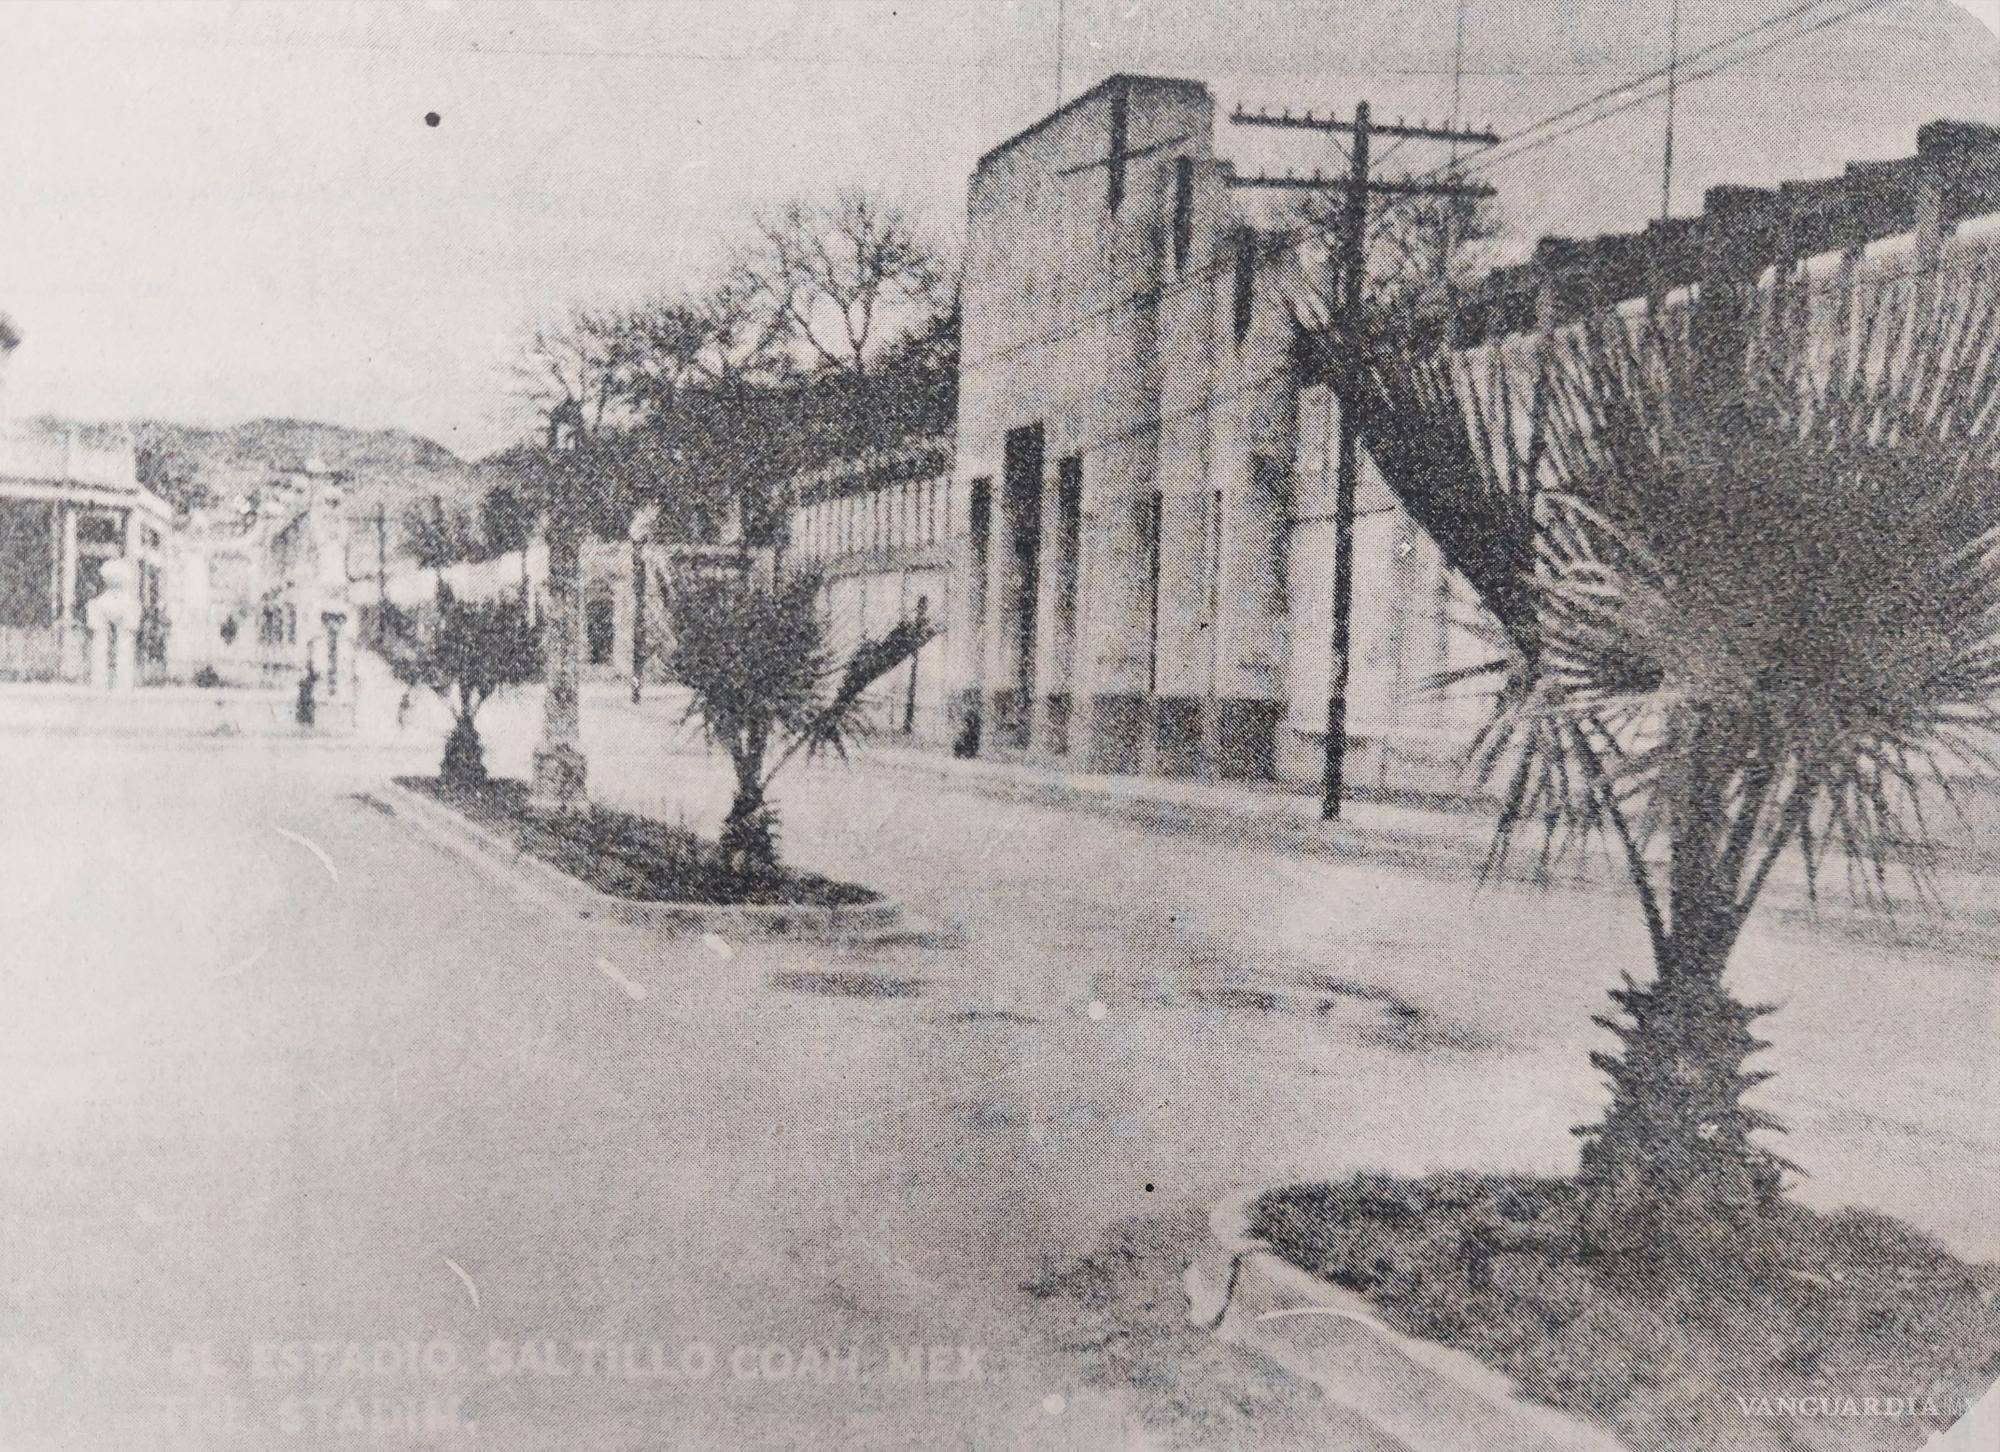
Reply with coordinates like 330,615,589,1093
1328,262,2000,1252
663,568,935,872
382,585,541,788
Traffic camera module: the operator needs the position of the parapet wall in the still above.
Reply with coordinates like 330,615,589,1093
1459,119,2000,342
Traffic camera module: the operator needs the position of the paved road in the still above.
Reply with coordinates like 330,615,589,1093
0,711,1994,1450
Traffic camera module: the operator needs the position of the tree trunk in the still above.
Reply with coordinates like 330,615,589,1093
441,712,486,787
1576,915,1786,1258
530,517,588,812
719,776,777,874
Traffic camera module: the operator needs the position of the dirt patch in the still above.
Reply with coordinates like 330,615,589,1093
1190,974,1496,1054
1253,1172,2000,1452
768,970,925,1000
402,776,878,908
1307,974,1498,1054
943,1007,1039,1026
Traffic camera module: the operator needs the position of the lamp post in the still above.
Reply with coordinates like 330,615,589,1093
628,503,656,705
529,405,590,813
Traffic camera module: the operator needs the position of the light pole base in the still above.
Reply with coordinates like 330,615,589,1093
529,743,589,814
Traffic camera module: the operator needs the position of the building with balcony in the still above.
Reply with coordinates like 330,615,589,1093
0,418,172,686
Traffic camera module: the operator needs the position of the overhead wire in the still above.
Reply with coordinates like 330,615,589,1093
950,0,1900,386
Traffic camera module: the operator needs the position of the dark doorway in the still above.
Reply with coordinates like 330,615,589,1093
955,478,993,758
1048,454,1083,753
586,594,615,665
1001,424,1045,747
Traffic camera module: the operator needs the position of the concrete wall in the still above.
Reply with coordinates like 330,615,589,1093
951,73,1300,778
786,440,957,743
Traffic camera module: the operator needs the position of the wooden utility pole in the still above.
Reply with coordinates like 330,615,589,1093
1230,102,1498,819
368,505,389,641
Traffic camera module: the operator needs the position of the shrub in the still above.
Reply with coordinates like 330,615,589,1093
382,586,540,785
662,567,934,870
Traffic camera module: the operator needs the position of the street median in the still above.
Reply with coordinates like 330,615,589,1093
385,777,908,942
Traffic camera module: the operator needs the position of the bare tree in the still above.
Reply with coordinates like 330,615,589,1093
1295,185,1506,350
509,307,636,453
614,278,788,416
740,188,946,378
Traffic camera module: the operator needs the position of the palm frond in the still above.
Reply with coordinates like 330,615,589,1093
1325,254,2000,922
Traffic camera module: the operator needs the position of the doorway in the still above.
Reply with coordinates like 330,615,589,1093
1001,424,1044,747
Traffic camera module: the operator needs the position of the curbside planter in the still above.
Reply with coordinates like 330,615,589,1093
384,779,908,942
1185,1187,1631,1452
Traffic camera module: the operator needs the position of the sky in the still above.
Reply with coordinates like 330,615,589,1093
2,0,1997,458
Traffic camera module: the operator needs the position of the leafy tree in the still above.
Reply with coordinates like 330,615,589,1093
1334,271,2000,1255
134,433,211,516
400,494,481,584
663,569,935,871
382,586,541,786
478,483,534,564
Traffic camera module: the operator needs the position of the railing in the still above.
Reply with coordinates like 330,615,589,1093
0,625,66,681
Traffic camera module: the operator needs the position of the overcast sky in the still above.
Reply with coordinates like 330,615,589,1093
3,0,1997,457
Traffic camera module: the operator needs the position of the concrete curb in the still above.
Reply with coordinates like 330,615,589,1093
383,779,909,942
1185,1187,1630,1452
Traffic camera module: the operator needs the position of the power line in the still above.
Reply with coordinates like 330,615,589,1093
1460,0,1838,170
1459,0,1901,178
1662,0,1683,220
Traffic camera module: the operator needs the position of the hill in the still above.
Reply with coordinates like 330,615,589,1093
131,416,487,524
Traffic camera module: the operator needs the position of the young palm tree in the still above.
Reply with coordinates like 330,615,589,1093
383,585,542,787
1330,261,2000,1251
663,568,935,872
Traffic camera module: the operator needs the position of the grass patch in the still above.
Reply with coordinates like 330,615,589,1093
403,776,880,909
1252,1173,2000,1451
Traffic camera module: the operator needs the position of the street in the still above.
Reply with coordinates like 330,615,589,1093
1,703,1995,1450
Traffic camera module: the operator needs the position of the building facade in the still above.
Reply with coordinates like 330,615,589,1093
785,74,1480,789
785,77,2000,798
0,419,172,687
165,457,359,703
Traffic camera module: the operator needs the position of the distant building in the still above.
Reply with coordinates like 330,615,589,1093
0,395,173,685
164,456,357,704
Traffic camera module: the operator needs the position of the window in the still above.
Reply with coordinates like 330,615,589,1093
1140,492,1163,694
1107,88,1129,213
1233,230,1257,345
1173,157,1195,272
1253,454,1294,614
1055,455,1083,644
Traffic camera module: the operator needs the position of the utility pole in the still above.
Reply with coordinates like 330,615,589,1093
1053,0,1066,109
1229,101,1497,819
1661,0,1683,220
370,505,389,641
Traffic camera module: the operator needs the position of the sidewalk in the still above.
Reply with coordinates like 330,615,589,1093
0,680,334,739
839,736,2000,947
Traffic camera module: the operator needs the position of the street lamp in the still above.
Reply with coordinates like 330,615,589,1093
528,410,590,814
628,503,657,706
